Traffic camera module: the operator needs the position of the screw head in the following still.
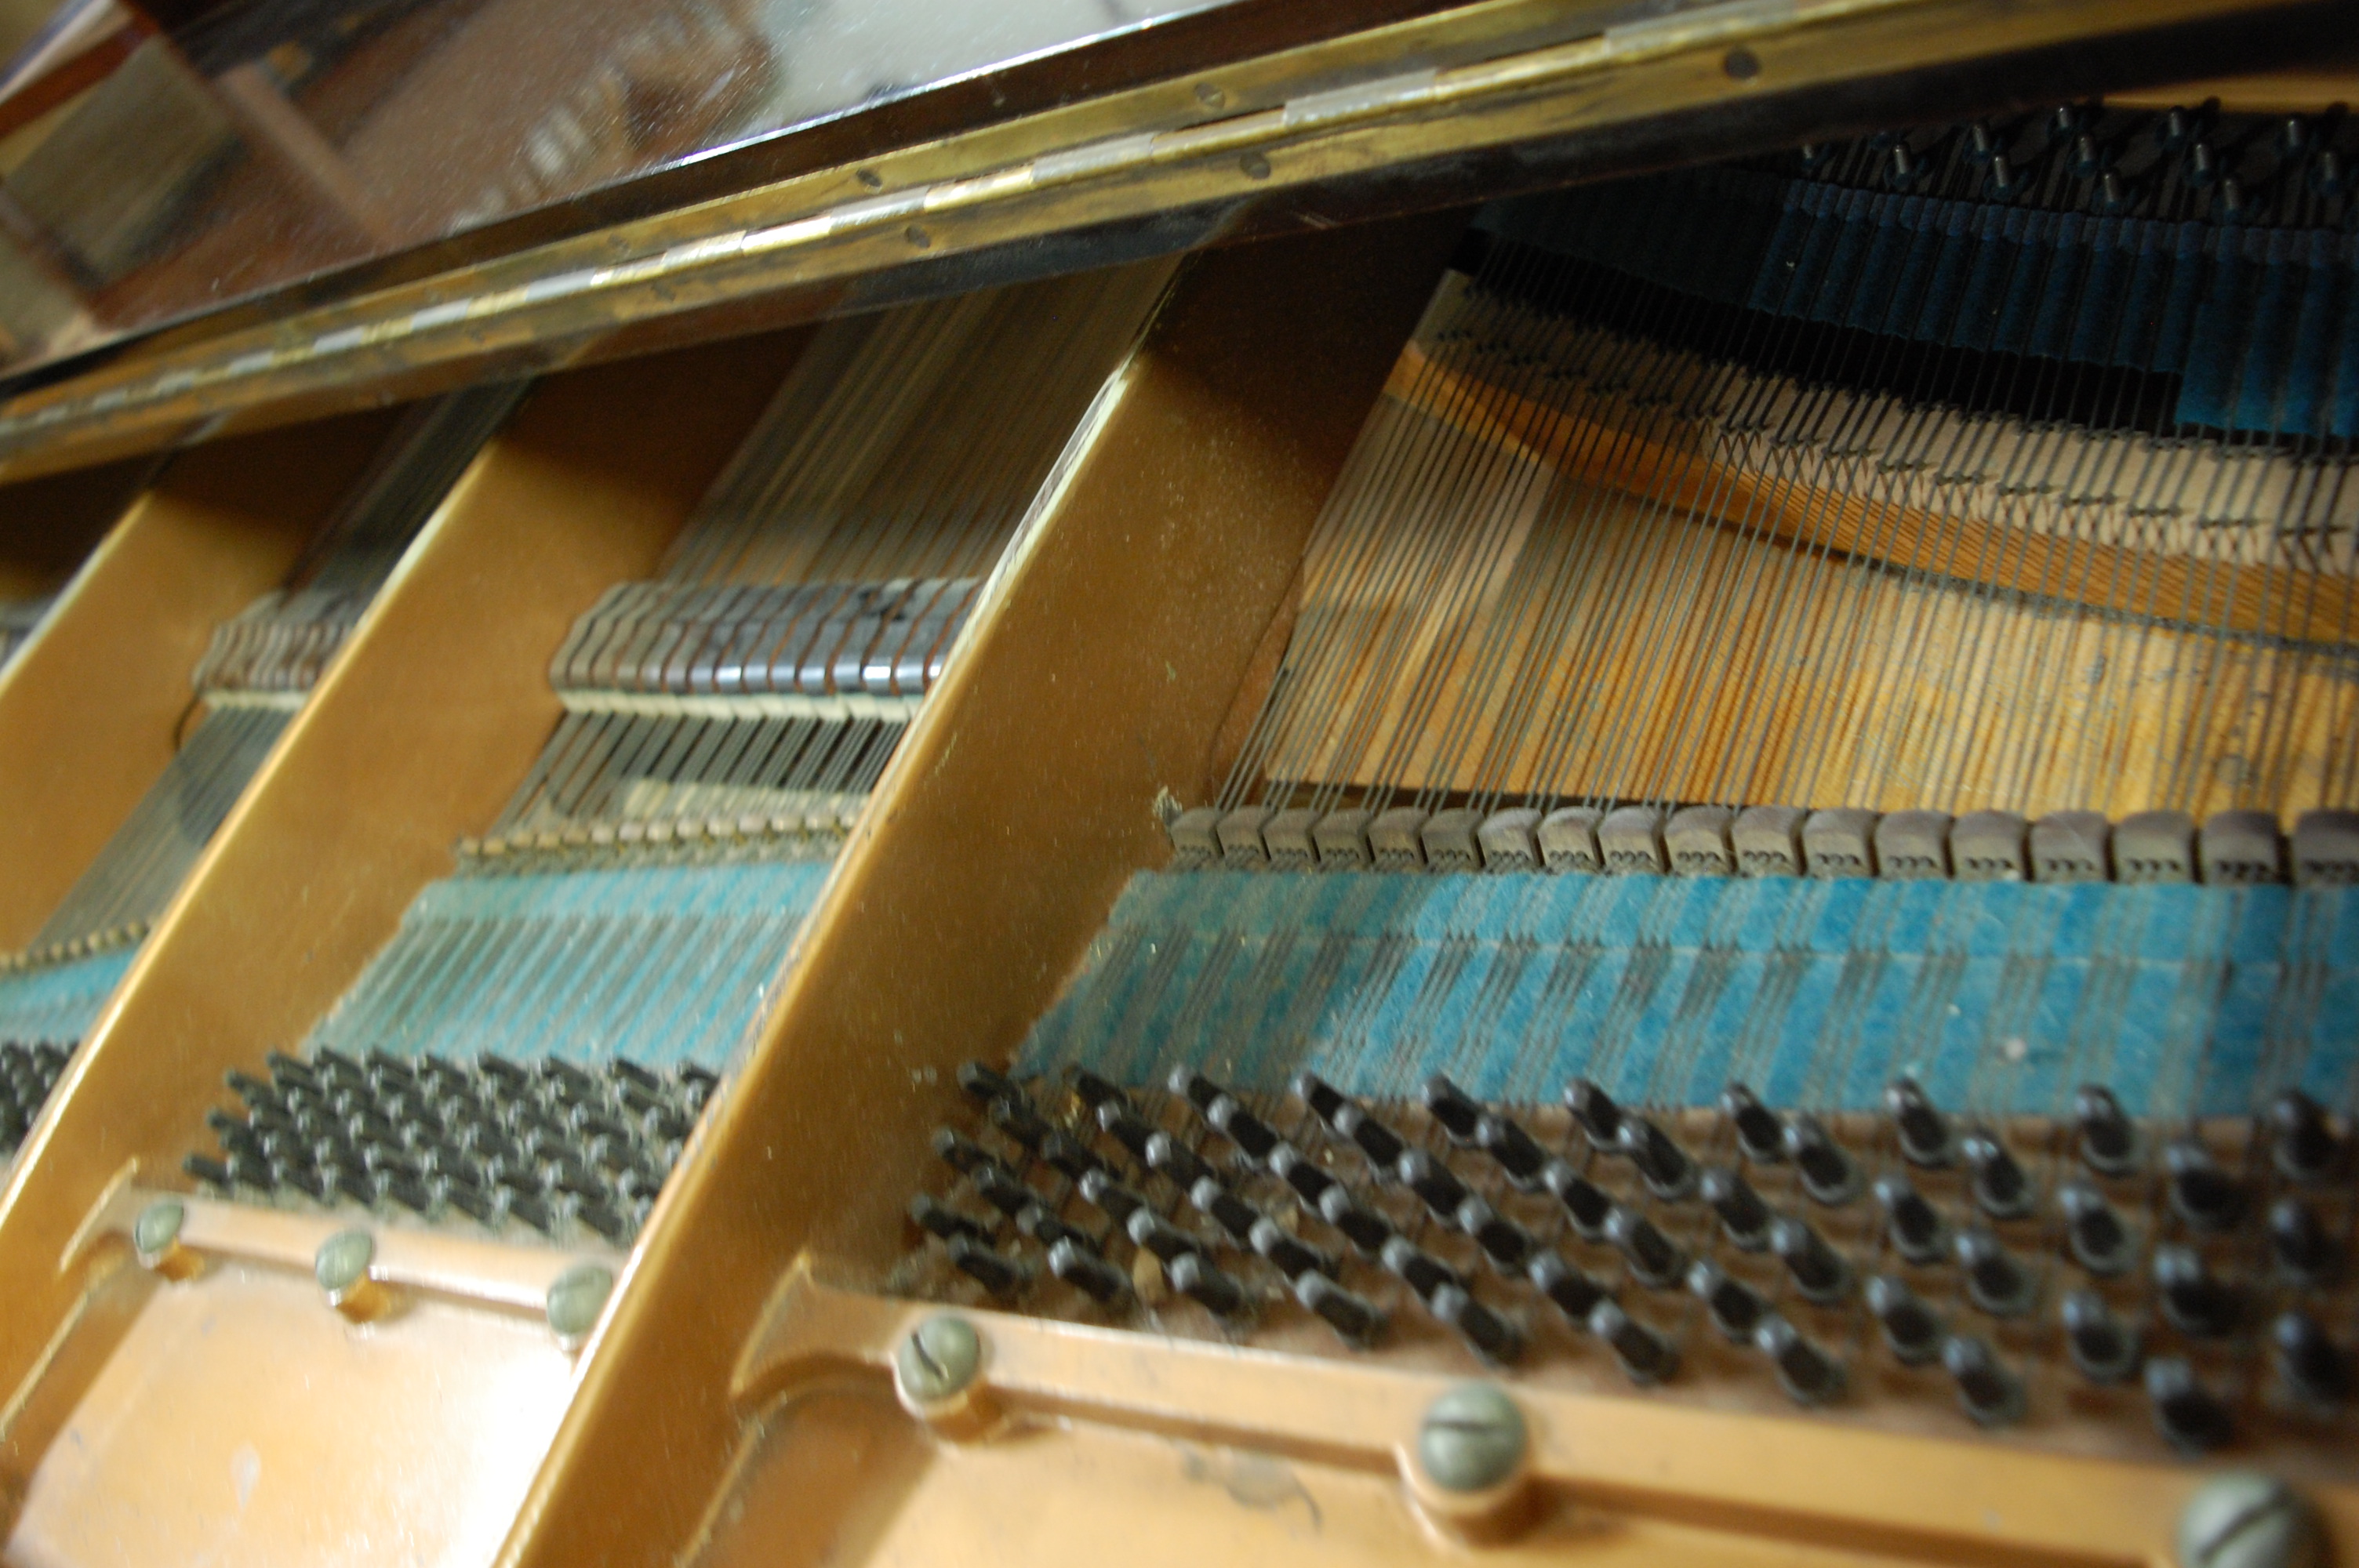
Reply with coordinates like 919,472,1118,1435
1417,1382,1527,1494
2177,1473,2323,1568
546,1264,616,1347
895,1315,983,1404
133,1199,185,1262
314,1229,375,1298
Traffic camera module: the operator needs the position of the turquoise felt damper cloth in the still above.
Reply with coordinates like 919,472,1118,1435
0,946,140,1047
307,859,832,1071
1015,870,2359,1120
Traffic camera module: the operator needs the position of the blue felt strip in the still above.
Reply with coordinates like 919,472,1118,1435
1014,871,2359,1120
0,946,140,1047
1478,175,2359,438
307,859,831,1070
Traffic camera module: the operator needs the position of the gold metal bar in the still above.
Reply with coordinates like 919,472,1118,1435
731,1269,2359,1568
0,0,2335,481
0,414,394,947
496,212,1464,1568
79,1187,612,1316
0,329,811,1561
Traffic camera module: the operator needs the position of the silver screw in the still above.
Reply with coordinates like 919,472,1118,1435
545,1264,616,1348
133,1199,185,1263
895,1315,982,1404
2177,1473,2324,1568
1417,1383,1527,1494
314,1229,374,1298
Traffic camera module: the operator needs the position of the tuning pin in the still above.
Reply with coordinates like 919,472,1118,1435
1078,1169,1148,1225
1014,1201,1096,1255
1430,1283,1524,1365
1455,1196,1534,1271
1145,1131,1216,1193
1530,1250,1611,1323
1040,1131,1103,1185
1887,144,1928,190
1566,1078,1623,1145
2219,176,2248,218
1205,1095,1278,1161
1590,1300,1677,1385
1757,1316,1845,1406
1317,1185,1394,1255
2154,1245,2240,1338
1047,1238,1131,1305
1074,1067,1132,1113
1169,1068,1224,1112
958,1061,1020,1106
1943,1334,2026,1427
2269,1196,2340,1286
1782,1115,1859,1205
1169,1251,1250,1319
1420,1075,1485,1143
1266,1145,1335,1208
1249,1217,1332,1281
1190,1177,1261,1243
1543,1158,1613,1242
2280,115,2313,158
2074,1085,2139,1175
1986,157,2022,197
1865,1275,1945,1365
2159,106,2198,151
2071,132,2106,180
1398,1149,1470,1219
1699,1166,1771,1250
1605,1203,1686,1288
945,1235,1029,1298
1474,1112,1547,1189
2058,1181,2136,1276
2048,103,2084,145
1332,1102,1405,1168
1885,1078,1953,1167
2098,170,2134,212
1126,1207,1204,1265
971,1164,1037,1219
1616,1116,1697,1200
2164,1140,2245,1232
1721,1083,1785,1163
2145,1357,2233,1452
1381,1237,1466,1303
1297,1272,1385,1348
2311,148,2348,197
987,1095,1052,1152
2269,1091,2343,1184
2272,1311,2349,1410
931,1125,994,1175
1872,1174,1948,1266
1956,1228,2037,1317
1965,122,1999,163
2060,1289,2141,1384
1770,1215,1851,1304
1096,1103,1158,1164
2186,140,2221,187
1961,1131,2035,1220
1687,1260,1767,1342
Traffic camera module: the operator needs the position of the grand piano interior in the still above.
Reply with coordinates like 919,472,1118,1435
0,2,2353,1566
